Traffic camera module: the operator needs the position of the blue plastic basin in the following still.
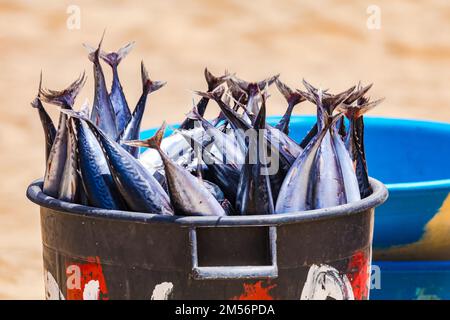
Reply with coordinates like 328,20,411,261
141,115,450,300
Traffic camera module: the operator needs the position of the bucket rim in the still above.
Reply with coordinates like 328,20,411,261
27,178,388,227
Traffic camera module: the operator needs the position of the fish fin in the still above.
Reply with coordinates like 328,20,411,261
194,86,225,101
322,86,356,111
228,76,250,92
254,95,267,130
204,68,229,91
185,103,203,121
82,31,105,63
82,43,97,62
40,72,86,108
226,79,247,102
302,79,320,95
339,97,384,119
302,79,356,112
360,97,384,113
59,108,91,123
100,41,135,67
327,112,344,128
124,122,167,150
258,74,280,91
343,83,373,105
79,98,91,118
229,74,279,94
275,79,305,106
141,61,166,93
31,71,44,109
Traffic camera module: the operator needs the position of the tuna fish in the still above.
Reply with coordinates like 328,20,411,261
119,61,166,158
339,92,384,198
57,118,81,203
83,35,118,139
275,113,343,213
69,107,126,210
30,72,56,162
62,109,173,215
40,73,86,198
125,123,226,216
100,42,135,133
235,99,274,215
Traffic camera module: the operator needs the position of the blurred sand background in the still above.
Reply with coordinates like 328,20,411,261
0,0,449,299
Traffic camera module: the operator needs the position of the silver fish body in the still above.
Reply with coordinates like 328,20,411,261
73,117,126,210
311,131,346,209
85,41,118,140
236,103,274,215
160,150,226,216
43,113,69,198
275,116,340,213
332,126,360,204
58,119,81,202
66,110,173,215
100,42,134,133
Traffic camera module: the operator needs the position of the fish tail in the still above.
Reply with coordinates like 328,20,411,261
340,97,384,120
204,68,228,91
327,112,345,130
194,86,225,102
141,61,166,93
40,72,86,108
185,104,202,121
30,71,43,109
326,86,356,111
254,96,267,130
82,31,105,63
124,122,167,150
226,79,247,103
100,41,135,67
229,74,279,95
258,74,280,91
275,79,305,106
343,82,373,105
79,98,91,118
302,79,355,112
59,108,90,122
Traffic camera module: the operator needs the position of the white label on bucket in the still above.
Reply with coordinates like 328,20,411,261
151,282,174,300
300,264,354,300
44,270,65,300
83,280,100,300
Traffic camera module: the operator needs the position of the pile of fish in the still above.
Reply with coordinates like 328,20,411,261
32,38,383,217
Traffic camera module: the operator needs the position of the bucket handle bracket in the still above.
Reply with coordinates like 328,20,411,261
189,226,278,280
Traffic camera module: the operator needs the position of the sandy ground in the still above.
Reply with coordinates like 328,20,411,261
0,0,449,299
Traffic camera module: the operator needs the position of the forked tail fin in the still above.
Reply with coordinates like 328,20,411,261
124,122,167,150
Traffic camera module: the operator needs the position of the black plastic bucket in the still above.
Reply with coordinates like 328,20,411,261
27,178,388,300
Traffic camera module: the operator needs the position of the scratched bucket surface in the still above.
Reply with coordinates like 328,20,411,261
27,178,387,300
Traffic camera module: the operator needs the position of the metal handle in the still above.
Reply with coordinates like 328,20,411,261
189,226,278,280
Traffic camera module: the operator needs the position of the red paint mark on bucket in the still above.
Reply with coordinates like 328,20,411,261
65,256,108,300
232,281,276,300
346,251,369,300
